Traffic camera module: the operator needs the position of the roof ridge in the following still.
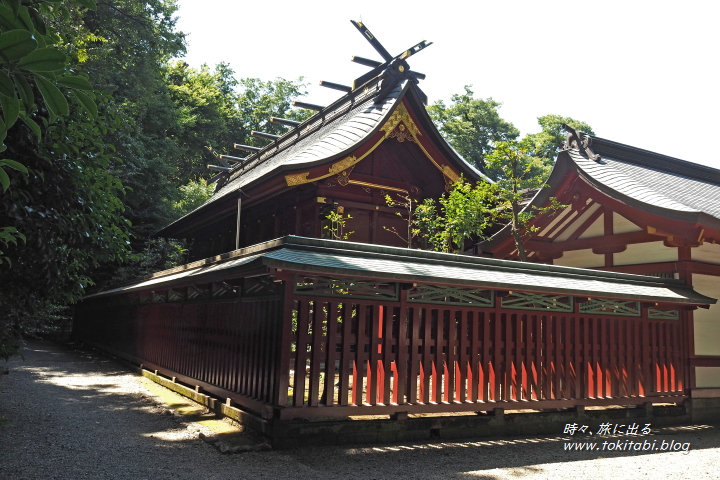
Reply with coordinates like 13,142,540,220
568,149,698,213
587,135,720,185
220,76,386,189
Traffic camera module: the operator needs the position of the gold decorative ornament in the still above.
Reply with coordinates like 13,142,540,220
285,172,310,186
285,102,462,187
389,124,416,143
382,103,421,139
328,156,357,175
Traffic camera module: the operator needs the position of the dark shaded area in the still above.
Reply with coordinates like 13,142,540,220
1,341,718,480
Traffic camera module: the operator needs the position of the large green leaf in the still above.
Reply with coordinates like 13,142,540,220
34,75,68,117
18,47,67,72
7,0,21,16
19,113,41,140
0,158,28,174
0,71,15,97
0,5,23,31
57,75,93,91
0,30,38,62
72,90,97,120
0,167,9,192
0,93,20,129
12,72,34,111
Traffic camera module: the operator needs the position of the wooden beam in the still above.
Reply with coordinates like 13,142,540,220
351,56,427,80
207,165,231,172
293,101,325,111
526,230,661,254
319,80,351,93
234,144,261,152
251,130,280,141
218,154,246,163
270,117,301,127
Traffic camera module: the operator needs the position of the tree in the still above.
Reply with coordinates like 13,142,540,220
75,0,187,241
484,139,564,261
1,0,100,264
524,114,595,163
428,86,519,173
0,0,140,360
165,61,239,182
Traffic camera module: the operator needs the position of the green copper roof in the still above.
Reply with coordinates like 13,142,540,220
89,236,714,306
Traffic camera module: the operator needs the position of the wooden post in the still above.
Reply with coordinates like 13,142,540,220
235,197,242,250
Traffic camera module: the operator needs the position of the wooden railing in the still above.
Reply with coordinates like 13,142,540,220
279,277,687,419
73,274,689,421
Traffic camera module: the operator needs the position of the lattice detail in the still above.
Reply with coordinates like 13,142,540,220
212,281,238,298
295,275,398,300
501,292,573,312
408,284,494,306
168,289,185,302
187,285,208,300
579,299,640,316
152,291,166,303
243,276,282,297
648,308,680,320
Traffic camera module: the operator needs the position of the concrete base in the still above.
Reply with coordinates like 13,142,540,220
267,404,692,449
687,397,720,423
139,367,720,449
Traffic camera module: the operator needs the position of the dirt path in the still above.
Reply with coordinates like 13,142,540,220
1,340,719,480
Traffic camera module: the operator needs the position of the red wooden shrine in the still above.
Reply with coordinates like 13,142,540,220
482,126,720,397
73,25,716,439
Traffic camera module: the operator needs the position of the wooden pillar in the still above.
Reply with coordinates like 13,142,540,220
273,272,295,409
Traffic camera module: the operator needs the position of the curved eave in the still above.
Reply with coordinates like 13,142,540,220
157,80,411,238
483,149,720,254
567,150,720,231
402,84,491,184
86,235,715,307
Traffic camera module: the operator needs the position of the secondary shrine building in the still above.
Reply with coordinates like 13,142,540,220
483,128,720,396
73,24,719,440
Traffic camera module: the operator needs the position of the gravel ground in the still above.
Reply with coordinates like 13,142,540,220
1,340,720,480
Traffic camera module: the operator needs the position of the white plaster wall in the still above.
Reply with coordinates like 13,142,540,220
538,205,572,237
693,243,720,265
577,215,604,239
553,248,605,268
614,242,677,266
695,367,720,388
691,274,720,357
613,212,643,234
556,204,601,242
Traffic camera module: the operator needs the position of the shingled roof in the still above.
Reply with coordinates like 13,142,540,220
158,74,487,237
481,132,720,253
87,236,714,306
567,136,720,226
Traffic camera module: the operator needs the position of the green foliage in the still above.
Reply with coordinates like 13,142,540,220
484,139,565,261
0,0,99,186
1,303,73,361
171,177,213,217
428,86,519,173
166,61,240,182
413,179,495,253
323,210,353,240
112,238,187,286
0,0,135,360
236,77,314,143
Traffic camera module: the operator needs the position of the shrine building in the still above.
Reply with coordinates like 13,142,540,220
73,23,718,445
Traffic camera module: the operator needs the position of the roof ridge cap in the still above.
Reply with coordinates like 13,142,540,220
586,135,720,184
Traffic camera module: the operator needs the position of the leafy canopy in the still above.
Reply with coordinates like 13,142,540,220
428,85,519,173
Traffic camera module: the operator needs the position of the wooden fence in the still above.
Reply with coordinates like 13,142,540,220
73,273,689,421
